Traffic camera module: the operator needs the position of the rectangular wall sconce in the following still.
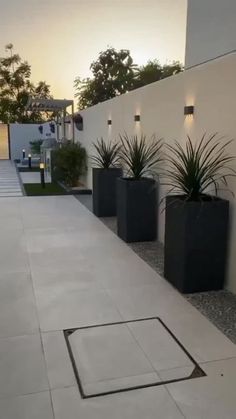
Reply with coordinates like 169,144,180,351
184,105,194,115
134,114,141,122
107,119,112,125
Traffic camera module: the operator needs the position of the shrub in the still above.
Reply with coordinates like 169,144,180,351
164,133,236,201
30,139,43,155
118,133,163,179
52,142,87,187
91,138,121,168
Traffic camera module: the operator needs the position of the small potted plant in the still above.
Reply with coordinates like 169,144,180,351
91,138,122,217
117,133,163,242
164,133,235,293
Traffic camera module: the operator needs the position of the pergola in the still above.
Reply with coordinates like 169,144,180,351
26,98,75,142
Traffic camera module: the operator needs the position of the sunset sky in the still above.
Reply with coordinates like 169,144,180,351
0,0,187,100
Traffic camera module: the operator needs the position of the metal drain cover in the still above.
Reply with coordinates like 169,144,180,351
64,318,205,398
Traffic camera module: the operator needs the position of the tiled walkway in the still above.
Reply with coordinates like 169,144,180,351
76,194,236,345
0,160,23,197
0,195,236,418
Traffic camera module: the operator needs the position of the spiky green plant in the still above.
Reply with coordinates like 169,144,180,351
118,133,163,179
164,133,236,201
91,138,121,169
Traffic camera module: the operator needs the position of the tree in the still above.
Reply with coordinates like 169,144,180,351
134,60,183,88
0,44,52,123
74,48,184,110
74,47,137,109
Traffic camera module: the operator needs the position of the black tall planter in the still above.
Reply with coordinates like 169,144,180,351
164,195,229,293
117,177,157,243
92,168,122,217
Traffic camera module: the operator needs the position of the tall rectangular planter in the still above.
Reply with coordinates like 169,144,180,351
164,195,229,293
92,168,122,217
117,177,157,242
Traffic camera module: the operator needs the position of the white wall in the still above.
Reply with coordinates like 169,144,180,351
185,0,236,68
9,122,56,161
76,52,236,293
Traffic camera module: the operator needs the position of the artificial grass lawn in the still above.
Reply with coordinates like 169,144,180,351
18,167,40,172
23,182,66,196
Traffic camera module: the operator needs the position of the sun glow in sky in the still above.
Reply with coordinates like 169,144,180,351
0,0,187,99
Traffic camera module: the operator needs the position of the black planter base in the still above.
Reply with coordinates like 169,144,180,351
92,168,122,217
164,195,229,293
117,177,157,243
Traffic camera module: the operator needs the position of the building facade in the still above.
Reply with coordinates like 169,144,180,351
185,0,236,68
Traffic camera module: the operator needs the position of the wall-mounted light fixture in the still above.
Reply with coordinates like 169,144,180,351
184,105,194,116
107,119,112,125
134,114,141,122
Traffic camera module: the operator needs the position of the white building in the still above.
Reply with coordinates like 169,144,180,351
185,0,236,68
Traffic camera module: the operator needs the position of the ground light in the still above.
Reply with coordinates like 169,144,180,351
40,162,45,188
28,154,32,169
22,149,25,159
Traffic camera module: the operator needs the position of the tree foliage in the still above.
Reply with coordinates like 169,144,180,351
0,44,52,123
135,60,183,89
74,47,137,109
74,48,183,109
29,139,43,155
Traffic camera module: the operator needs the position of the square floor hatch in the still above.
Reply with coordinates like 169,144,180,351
64,318,206,398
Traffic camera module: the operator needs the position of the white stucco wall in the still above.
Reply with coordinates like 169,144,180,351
9,122,56,161
75,52,236,293
185,0,236,68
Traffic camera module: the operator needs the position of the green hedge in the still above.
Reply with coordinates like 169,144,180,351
51,142,87,187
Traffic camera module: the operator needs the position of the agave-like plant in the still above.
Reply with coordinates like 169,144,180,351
91,138,121,169
118,133,163,179
164,133,236,201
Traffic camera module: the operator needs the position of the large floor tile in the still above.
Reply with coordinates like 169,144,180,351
0,391,54,419
0,272,38,338
0,198,21,217
51,386,185,419
107,284,236,362
0,215,23,231
87,248,162,289
20,196,99,229
0,334,49,397
106,283,187,320
32,269,102,293
161,308,236,362
127,319,192,372
0,230,29,273
42,331,76,389
36,289,122,331
167,357,236,419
